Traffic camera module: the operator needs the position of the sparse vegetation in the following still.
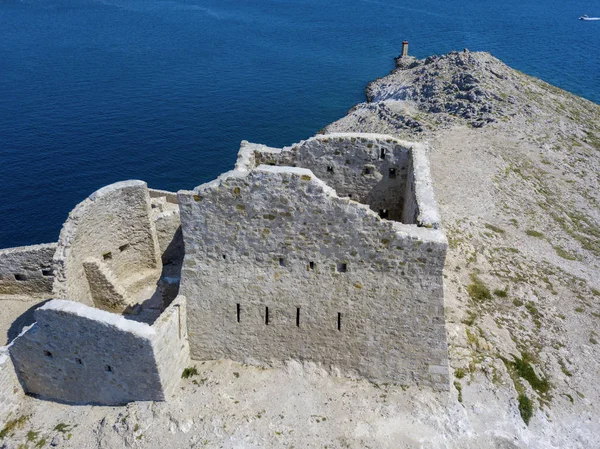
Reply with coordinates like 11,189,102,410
454,381,463,403
181,366,199,379
493,288,508,298
455,368,466,379
0,415,29,439
484,223,505,234
553,246,578,261
467,274,492,302
518,394,533,425
525,229,544,238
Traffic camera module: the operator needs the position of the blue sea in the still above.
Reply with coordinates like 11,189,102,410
0,0,599,248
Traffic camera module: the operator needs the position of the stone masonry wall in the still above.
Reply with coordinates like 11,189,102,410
240,133,414,223
179,165,449,389
53,180,161,311
151,295,189,397
0,244,57,298
9,296,189,405
0,346,23,427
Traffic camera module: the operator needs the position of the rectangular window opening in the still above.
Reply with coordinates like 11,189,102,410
14,274,27,281
296,307,300,327
380,148,386,159
237,303,241,323
265,307,269,325
337,313,342,331
379,209,389,219
118,243,130,252
337,263,347,273
102,252,112,261
279,257,285,267
389,168,397,179
308,261,315,270
363,166,373,175
41,269,53,277
327,165,334,173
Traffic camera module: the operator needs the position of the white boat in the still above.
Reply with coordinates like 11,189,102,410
580,15,600,20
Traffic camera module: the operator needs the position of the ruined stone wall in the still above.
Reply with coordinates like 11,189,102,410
151,295,189,397
149,190,183,266
241,133,414,223
0,346,23,426
0,244,57,298
9,296,189,405
179,166,449,389
53,181,161,311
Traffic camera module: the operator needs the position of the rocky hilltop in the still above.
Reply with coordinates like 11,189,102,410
2,51,599,449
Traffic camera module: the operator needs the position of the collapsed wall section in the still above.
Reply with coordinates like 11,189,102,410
9,296,189,405
179,166,449,388
0,244,57,298
52,180,162,312
238,133,417,223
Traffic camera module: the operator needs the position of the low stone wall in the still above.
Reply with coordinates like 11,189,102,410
53,180,162,311
9,296,189,405
0,346,23,427
149,188,179,205
0,244,57,297
179,165,449,389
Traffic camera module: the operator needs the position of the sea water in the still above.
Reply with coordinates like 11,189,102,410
1,0,599,248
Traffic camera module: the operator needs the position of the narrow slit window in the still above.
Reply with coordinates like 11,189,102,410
105,365,113,373
118,243,129,252
222,254,227,260
308,261,315,270
337,263,347,273
102,252,112,261
379,209,389,219
265,307,269,325
296,307,301,327
337,313,342,331
236,303,241,323
279,257,285,267
389,168,397,179
76,358,83,365
327,165,334,173
380,148,386,159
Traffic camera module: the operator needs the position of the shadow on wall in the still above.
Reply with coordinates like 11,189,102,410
6,299,52,344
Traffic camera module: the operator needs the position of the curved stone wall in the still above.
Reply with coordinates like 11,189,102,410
52,181,161,311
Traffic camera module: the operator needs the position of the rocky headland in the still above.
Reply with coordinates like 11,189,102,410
2,51,599,449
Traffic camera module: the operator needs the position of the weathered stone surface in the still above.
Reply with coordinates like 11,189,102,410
0,346,22,427
238,133,439,228
179,156,448,388
52,180,162,311
9,296,189,405
0,243,56,297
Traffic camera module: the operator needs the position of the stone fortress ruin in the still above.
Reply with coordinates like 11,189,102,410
0,133,449,424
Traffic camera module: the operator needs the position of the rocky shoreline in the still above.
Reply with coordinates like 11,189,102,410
1,51,599,449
